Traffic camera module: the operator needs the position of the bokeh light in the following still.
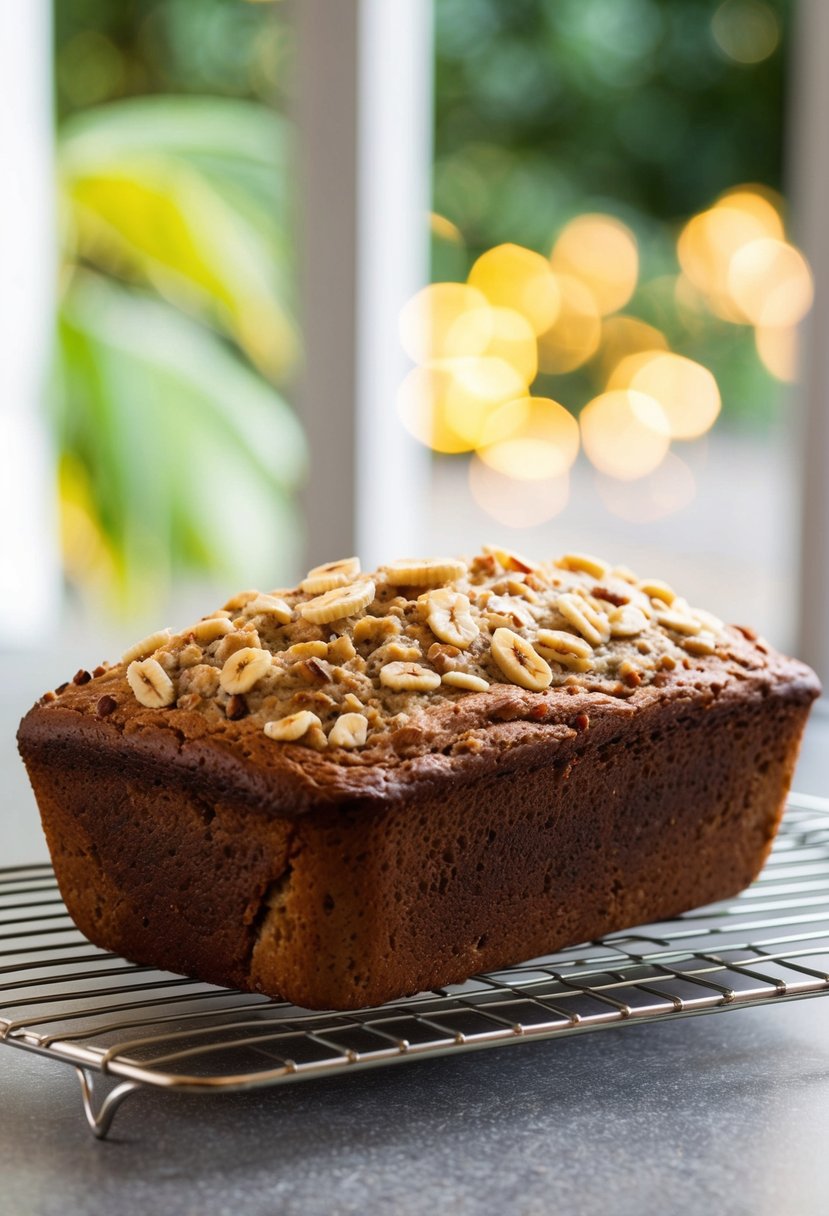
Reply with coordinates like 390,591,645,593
595,451,697,522
536,274,601,374
398,282,491,364
551,214,639,316
396,357,527,454
711,0,780,65
608,351,721,440
755,325,799,382
580,390,670,481
596,316,668,381
469,456,570,527
467,243,560,336
477,396,580,481
677,188,785,321
727,238,813,328
484,307,538,385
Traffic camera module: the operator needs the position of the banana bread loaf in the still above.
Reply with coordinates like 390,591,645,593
18,546,820,1009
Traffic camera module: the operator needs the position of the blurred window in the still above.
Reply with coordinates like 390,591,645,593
414,0,802,650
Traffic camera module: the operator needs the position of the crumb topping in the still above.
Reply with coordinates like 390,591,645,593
100,545,737,751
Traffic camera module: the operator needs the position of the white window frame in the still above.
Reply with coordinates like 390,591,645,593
294,0,432,572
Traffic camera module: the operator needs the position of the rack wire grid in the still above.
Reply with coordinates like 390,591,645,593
2,791,829,1140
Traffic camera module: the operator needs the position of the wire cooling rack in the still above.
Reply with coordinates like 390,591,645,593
2,792,829,1140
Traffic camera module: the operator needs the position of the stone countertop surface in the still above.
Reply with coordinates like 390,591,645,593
2,648,828,1216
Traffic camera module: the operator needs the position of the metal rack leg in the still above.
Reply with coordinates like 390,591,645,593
75,1068,140,1140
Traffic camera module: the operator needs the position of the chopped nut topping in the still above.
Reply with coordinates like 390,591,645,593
482,545,538,573
427,642,463,674
225,694,248,720
215,629,261,663
618,659,641,688
327,634,357,663
115,547,737,729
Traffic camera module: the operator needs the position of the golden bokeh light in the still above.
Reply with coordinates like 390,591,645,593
396,364,471,453
595,450,697,523
551,213,639,316
727,238,814,328
396,357,528,455
430,212,464,245
398,282,490,364
536,274,601,374
596,316,668,382
485,307,538,385
608,350,721,441
477,396,580,481
469,456,570,528
467,243,560,336
446,358,529,447
717,186,785,238
677,190,785,322
755,325,799,382
580,390,670,481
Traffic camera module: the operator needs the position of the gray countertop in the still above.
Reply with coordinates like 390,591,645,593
2,694,828,1215
2,997,829,1216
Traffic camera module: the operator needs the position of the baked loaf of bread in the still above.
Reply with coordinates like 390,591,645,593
18,546,820,1009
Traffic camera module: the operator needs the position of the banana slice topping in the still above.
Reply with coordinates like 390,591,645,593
490,627,553,691
423,588,479,649
264,711,322,742
301,557,361,595
534,629,594,672
300,579,375,625
379,661,442,692
122,629,172,665
220,647,272,694
328,712,369,749
383,558,467,586
126,658,176,708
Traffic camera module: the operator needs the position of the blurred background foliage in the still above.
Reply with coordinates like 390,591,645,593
53,0,303,612
431,0,793,426
53,0,795,601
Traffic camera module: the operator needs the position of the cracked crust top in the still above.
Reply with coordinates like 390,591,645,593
18,546,821,813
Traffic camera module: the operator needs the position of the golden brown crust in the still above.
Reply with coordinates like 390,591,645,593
17,626,820,812
15,547,822,1010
